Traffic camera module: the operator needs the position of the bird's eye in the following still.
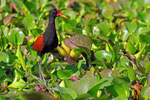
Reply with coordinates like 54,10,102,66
53,12,55,15
51,11,56,15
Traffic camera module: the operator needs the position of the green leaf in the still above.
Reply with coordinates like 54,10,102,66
54,86,77,100
23,15,35,30
136,27,150,34
98,22,110,35
88,77,113,97
3,77,13,82
145,62,150,74
120,29,130,41
1,25,8,37
39,0,48,8
71,75,97,95
95,50,112,63
12,70,25,83
126,40,136,54
8,79,26,89
102,5,114,19
143,13,150,24
113,77,130,99
62,10,76,20
1,0,6,8
76,7,86,23
64,34,92,55
134,44,146,60
12,0,29,14
75,93,92,100
74,47,91,57
0,51,9,63
141,86,150,98
0,68,6,79
64,20,76,31
51,62,68,68
70,34,92,50
127,67,136,82
125,22,137,33
57,70,73,79
16,45,26,70
8,28,25,45
139,34,150,44
100,68,112,78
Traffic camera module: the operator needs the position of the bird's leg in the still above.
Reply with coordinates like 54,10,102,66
38,57,54,96
38,57,46,86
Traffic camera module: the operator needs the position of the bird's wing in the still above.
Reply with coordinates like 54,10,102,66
32,34,44,53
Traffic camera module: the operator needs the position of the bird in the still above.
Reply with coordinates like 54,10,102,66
32,8,67,86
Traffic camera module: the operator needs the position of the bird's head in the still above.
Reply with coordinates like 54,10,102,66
50,8,67,19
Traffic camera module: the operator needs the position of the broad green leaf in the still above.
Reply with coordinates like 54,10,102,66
98,22,110,35
64,34,92,51
83,18,97,35
120,0,131,9
57,70,73,79
145,62,150,74
100,68,112,78
99,95,111,100
70,34,92,50
125,22,137,33
127,67,136,82
139,34,150,44
88,77,113,97
1,0,6,8
95,50,112,63
126,40,136,54
118,57,128,67
93,26,100,36
75,93,93,100
113,77,130,99
76,7,86,23
13,70,25,83
23,15,35,30
62,10,76,20
0,68,6,79
141,86,150,98
8,79,26,89
1,25,8,37
39,0,48,8
102,5,114,19
98,34,109,42
3,77,13,82
74,47,91,57
8,28,24,45
24,92,54,100
136,27,150,34
0,51,9,63
64,20,76,31
143,13,150,24
120,29,130,41
71,75,97,95
54,86,77,99
114,97,124,100
111,71,122,78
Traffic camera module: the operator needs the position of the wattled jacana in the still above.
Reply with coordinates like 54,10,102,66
32,8,67,85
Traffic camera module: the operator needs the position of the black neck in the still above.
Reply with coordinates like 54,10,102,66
44,16,56,35
43,15,58,48
42,11,58,54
